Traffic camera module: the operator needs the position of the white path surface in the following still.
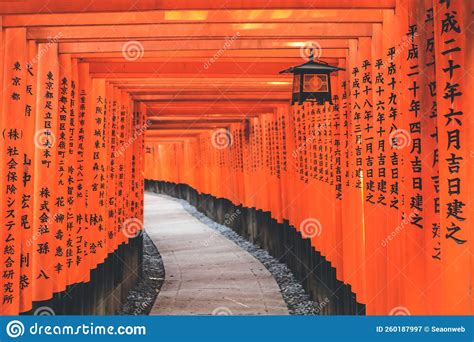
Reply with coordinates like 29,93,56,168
145,192,289,315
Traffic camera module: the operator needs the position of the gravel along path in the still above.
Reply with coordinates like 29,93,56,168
118,232,165,315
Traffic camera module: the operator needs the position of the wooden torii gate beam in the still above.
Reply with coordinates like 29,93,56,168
146,130,210,135
150,118,251,124
2,9,384,26
74,49,348,60
145,139,199,143
144,107,282,114
86,61,323,75
60,39,355,54
148,115,260,120
0,0,395,14
133,93,289,100
26,23,373,40
107,78,293,85
148,124,233,129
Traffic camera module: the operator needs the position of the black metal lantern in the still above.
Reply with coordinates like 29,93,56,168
280,49,344,105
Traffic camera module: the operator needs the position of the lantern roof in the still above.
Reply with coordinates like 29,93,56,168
279,49,344,74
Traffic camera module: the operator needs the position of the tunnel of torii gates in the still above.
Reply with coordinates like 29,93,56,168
0,0,473,316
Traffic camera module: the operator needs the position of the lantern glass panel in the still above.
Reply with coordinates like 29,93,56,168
292,74,301,93
303,74,328,92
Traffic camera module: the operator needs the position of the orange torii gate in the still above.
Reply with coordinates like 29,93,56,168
0,0,473,316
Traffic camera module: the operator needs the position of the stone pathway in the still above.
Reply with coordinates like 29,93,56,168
144,192,289,315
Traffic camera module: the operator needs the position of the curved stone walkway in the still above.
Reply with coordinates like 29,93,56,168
144,192,289,315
